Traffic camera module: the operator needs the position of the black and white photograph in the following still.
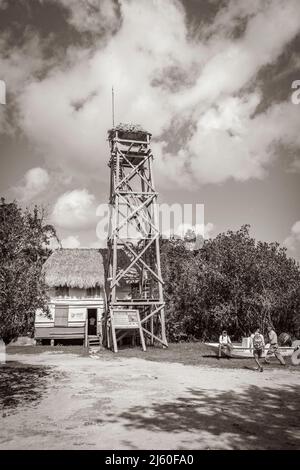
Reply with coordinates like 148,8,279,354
0,0,300,455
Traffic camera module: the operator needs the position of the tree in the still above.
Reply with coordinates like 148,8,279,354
161,225,300,341
0,198,57,344
160,237,194,341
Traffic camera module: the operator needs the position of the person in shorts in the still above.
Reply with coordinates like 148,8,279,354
218,330,233,358
265,325,286,366
250,327,265,372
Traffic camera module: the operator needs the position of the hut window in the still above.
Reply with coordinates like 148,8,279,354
86,286,101,297
55,286,70,297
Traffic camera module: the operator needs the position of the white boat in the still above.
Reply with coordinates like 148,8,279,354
205,339,295,359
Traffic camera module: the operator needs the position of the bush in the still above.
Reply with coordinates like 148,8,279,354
161,225,300,341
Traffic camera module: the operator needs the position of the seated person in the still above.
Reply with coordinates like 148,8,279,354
218,330,233,358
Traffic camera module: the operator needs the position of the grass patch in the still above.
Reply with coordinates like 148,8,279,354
6,345,89,357
99,342,298,370
5,342,299,371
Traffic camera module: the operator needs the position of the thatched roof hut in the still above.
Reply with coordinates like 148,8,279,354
43,248,105,288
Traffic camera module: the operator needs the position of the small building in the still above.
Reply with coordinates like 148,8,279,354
35,248,138,346
35,248,105,346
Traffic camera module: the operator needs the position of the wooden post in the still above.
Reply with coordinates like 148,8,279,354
107,320,111,349
139,321,146,352
84,314,88,348
111,141,119,306
149,157,167,347
150,314,154,346
111,324,118,353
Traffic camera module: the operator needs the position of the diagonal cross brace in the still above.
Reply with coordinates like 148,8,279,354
141,326,168,347
122,239,164,286
115,149,151,191
118,148,155,193
111,235,157,289
118,193,159,237
112,193,155,237
140,304,165,324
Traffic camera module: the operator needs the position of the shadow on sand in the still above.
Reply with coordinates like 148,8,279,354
0,361,54,415
119,383,300,449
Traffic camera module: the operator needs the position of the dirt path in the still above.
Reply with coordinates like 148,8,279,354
1,351,300,450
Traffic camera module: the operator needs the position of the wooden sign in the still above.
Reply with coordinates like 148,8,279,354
110,308,146,353
112,309,139,328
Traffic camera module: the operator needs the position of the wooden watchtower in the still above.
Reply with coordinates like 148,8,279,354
104,123,168,352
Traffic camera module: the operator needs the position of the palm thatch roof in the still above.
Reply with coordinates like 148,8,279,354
43,248,104,288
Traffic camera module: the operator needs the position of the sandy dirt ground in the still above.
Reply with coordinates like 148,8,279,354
1,350,300,450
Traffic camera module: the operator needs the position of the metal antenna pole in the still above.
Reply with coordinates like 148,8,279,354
0,79,6,105
112,86,115,128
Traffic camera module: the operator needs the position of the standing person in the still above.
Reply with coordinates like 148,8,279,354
218,330,233,358
250,327,265,372
265,325,286,366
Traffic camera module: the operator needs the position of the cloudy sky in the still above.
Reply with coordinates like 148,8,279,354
0,0,300,259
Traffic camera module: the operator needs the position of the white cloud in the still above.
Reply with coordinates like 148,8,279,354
47,237,61,250
283,221,300,254
163,222,214,240
61,235,81,248
90,239,106,249
203,222,215,239
153,141,193,189
177,222,214,239
2,0,300,187
14,167,50,201
186,91,300,184
0,34,50,95
52,0,120,34
17,0,194,178
173,0,300,112
0,31,56,133
51,189,98,230
204,0,264,37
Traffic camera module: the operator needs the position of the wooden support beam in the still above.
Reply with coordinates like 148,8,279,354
115,151,151,191
118,193,158,236
140,304,165,324
112,194,155,237
119,149,155,193
141,327,168,347
105,126,168,352
111,235,157,288
122,239,164,286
